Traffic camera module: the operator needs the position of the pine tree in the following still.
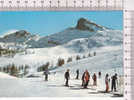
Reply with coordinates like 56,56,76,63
88,52,91,57
76,55,81,60
83,55,86,59
37,62,50,72
94,52,96,56
10,64,19,77
67,57,72,63
24,65,29,75
0,67,1,72
57,58,65,66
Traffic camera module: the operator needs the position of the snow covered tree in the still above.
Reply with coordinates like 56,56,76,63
0,67,2,72
83,55,86,59
37,62,50,72
76,55,81,60
88,52,91,57
10,64,19,77
23,65,29,75
57,58,65,66
3,67,6,73
18,66,21,71
6,66,10,73
67,57,72,63
20,65,24,71
0,51,1,56
94,52,96,56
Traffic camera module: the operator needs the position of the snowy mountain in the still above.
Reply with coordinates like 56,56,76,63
0,17,123,68
63,29,122,53
0,30,41,49
0,18,123,98
0,30,30,43
35,18,108,48
76,18,105,31
0,18,122,49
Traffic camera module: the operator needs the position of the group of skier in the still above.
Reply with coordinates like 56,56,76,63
43,67,118,92
64,69,98,88
105,73,118,92
64,69,118,92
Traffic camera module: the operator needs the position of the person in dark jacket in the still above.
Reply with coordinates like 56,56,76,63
76,69,79,79
64,69,70,86
98,71,101,78
44,67,49,81
111,73,118,92
81,72,85,86
94,52,96,56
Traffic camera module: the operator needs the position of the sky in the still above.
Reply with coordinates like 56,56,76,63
0,11,123,36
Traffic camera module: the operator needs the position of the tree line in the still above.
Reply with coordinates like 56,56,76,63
37,52,96,72
0,64,29,77
0,51,96,77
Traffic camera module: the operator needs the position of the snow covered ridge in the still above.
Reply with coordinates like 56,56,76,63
0,18,122,49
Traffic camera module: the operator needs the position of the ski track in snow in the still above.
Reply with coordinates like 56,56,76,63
0,47,123,99
0,73,123,98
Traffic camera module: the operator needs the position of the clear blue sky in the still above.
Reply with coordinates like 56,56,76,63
0,11,123,36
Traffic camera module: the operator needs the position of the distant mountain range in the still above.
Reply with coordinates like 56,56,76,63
0,18,122,50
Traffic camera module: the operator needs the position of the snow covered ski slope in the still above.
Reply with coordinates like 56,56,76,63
0,18,123,99
0,45,123,99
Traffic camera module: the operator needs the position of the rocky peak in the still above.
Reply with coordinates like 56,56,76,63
76,18,104,32
4,30,30,39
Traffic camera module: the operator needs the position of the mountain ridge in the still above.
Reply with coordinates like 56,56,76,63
0,18,122,49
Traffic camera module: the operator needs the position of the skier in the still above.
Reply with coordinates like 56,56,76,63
83,70,90,88
81,71,85,86
105,74,110,92
111,73,118,92
76,69,79,79
94,52,96,56
92,73,97,86
98,71,101,78
64,69,70,86
44,67,49,81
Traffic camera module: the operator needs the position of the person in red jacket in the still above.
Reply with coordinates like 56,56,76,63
92,73,97,86
83,70,90,88
105,74,110,92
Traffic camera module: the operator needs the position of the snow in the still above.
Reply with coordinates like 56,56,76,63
0,72,16,79
0,18,123,99
0,30,18,38
0,46,123,98
0,45,76,67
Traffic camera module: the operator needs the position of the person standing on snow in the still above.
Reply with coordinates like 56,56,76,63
64,69,70,86
92,73,97,86
94,52,96,56
105,74,110,92
43,66,50,81
111,73,118,92
44,70,49,81
76,69,79,79
83,70,90,88
98,71,101,78
81,71,85,86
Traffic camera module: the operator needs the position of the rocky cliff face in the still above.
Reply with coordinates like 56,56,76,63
76,18,104,32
